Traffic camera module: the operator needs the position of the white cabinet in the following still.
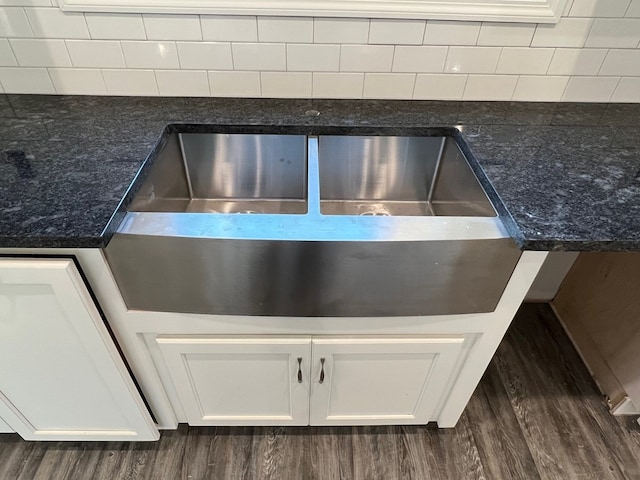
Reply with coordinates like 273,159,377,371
0,416,13,433
0,258,158,441
155,335,465,426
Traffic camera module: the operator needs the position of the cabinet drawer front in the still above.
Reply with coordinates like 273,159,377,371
156,336,311,426
310,337,465,426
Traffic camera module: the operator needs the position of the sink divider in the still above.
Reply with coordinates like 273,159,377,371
307,136,321,217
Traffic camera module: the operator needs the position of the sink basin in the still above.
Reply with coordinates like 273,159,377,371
106,128,520,317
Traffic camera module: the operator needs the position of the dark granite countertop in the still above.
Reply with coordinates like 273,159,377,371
0,95,638,251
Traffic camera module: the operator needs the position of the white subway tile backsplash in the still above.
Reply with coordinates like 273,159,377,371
0,39,17,66
232,43,285,71
0,66,54,93
85,13,146,40
155,70,209,96
547,48,608,75
600,49,640,76
102,69,158,96
496,47,554,75
0,0,52,5
463,75,517,100
512,76,569,101
369,19,425,45
10,38,71,67
201,16,257,42
585,18,640,48
208,71,261,97
340,45,393,72
24,7,89,39
562,76,619,101
258,17,312,43
121,41,179,69
314,18,369,44
477,23,536,46
445,47,500,74
413,74,467,100
392,46,447,73
423,21,480,46
569,0,630,18
48,68,106,94
261,72,311,97
363,73,415,99
611,77,640,102
531,18,593,47
312,72,363,98
66,40,125,68
287,44,339,71
143,14,202,41
627,0,640,16
0,7,34,37
177,42,232,70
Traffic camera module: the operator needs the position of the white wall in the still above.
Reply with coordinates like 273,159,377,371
0,0,639,100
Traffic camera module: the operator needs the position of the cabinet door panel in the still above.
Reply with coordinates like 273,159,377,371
0,417,12,433
310,337,465,426
156,337,311,426
0,259,158,441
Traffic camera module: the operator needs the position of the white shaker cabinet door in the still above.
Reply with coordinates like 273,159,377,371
0,258,158,441
309,337,465,426
156,336,311,426
0,416,13,433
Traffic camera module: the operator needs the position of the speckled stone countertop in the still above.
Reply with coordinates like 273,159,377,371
1,95,639,251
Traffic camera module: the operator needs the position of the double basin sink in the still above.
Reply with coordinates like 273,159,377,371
106,128,520,317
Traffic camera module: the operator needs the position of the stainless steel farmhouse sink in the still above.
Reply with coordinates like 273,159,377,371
105,127,521,317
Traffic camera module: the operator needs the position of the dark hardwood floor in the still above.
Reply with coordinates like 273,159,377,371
1,304,639,480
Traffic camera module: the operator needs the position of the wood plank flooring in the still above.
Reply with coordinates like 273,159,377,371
1,304,639,480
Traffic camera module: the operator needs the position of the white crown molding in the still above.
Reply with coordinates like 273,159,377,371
58,0,567,23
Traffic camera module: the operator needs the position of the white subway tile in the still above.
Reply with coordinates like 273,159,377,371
531,18,593,47
0,7,33,37
413,74,467,100
0,0,52,5
369,19,425,45
340,45,393,72
287,44,339,71
627,0,640,16
208,71,260,97
232,43,285,71
363,73,415,99
611,77,640,102
600,49,640,76
314,18,369,44
0,39,17,66
258,17,312,43
121,41,179,69
585,19,640,48
512,76,569,101
155,70,209,96
10,39,71,67
423,21,480,46
547,48,608,75
177,42,232,70
261,72,311,97
85,13,145,40
445,46,500,74
392,46,447,73
24,7,89,38
0,66,54,93
569,0,630,17
66,40,125,68
48,68,106,94
463,75,517,100
312,72,363,98
496,47,554,75
562,76,619,102
102,69,158,96
477,23,535,46
201,16,257,42
143,14,202,41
